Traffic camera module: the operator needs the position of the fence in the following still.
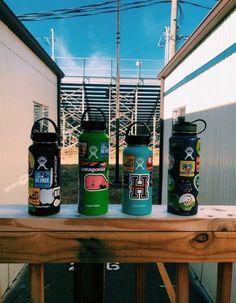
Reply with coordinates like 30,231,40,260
0,204,235,303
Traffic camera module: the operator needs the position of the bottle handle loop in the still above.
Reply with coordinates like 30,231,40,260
191,119,207,135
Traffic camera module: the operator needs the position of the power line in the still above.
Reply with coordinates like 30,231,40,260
17,0,214,21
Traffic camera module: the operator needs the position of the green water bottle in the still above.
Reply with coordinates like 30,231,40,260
78,107,109,215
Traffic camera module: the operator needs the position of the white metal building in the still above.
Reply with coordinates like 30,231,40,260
158,0,236,301
0,1,64,295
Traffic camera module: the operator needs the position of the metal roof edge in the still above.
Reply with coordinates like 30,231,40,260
157,0,236,80
0,0,64,78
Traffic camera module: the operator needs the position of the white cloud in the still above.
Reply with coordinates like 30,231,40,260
55,38,111,77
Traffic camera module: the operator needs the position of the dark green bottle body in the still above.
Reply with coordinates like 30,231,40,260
28,142,61,216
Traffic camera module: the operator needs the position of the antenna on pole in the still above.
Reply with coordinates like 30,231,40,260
114,0,121,184
169,0,178,60
51,28,55,61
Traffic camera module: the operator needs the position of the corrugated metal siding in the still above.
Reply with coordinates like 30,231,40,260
0,20,58,294
162,7,236,302
0,20,58,205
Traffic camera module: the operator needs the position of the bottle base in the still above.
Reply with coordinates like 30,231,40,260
167,205,198,216
28,205,60,216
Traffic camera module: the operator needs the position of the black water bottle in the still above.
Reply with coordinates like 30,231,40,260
28,118,61,216
168,117,206,216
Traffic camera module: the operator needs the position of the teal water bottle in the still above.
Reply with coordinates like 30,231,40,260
122,122,153,215
78,107,109,215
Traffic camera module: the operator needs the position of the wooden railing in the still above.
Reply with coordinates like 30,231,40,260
0,204,235,303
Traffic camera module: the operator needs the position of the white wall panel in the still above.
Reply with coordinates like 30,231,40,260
165,8,236,91
0,19,59,295
162,6,236,301
0,20,58,205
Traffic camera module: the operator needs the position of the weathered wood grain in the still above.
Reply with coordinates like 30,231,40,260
1,231,236,263
216,263,233,303
176,263,189,303
30,264,44,303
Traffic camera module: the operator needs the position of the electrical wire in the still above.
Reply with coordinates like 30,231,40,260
17,0,214,21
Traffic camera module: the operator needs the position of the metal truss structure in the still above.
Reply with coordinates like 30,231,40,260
59,58,162,163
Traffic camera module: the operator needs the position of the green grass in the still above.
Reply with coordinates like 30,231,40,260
61,164,159,205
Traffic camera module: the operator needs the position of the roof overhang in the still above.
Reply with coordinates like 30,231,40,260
157,0,236,80
0,1,64,78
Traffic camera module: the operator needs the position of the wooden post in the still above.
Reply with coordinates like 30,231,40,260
216,263,233,303
136,264,145,303
176,263,189,303
30,264,44,303
74,263,105,303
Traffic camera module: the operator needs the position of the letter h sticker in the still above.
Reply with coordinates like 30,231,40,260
129,174,149,200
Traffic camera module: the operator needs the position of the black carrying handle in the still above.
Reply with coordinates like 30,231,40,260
81,107,106,124
125,121,151,140
191,119,207,135
31,118,59,139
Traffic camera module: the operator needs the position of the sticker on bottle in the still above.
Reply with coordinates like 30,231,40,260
123,155,135,172
194,174,200,191
179,193,195,211
84,174,108,191
29,188,40,205
34,171,52,188
179,161,195,177
168,175,175,192
100,142,109,158
146,156,153,171
196,157,200,173
79,141,88,157
168,153,175,170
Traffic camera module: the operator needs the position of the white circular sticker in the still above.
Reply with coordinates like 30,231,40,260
179,193,195,211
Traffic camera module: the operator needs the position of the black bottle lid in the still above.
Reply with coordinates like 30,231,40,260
173,117,197,134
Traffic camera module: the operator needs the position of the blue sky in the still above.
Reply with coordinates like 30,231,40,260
5,1,217,64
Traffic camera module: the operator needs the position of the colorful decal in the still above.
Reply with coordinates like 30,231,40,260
184,146,194,160
196,157,200,173
129,174,149,200
194,174,200,191
100,142,109,158
179,161,195,177
168,153,175,170
34,171,52,188
28,152,35,176
146,156,153,171
168,193,179,208
80,161,107,173
136,157,145,170
179,179,192,193
123,155,135,172
168,175,175,192
84,174,108,191
196,139,201,156
89,145,99,159
40,187,60,205
79,141,88,157
179,193,195,211
28,188,40,205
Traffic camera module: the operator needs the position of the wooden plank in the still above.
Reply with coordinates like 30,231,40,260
1,231,236,263
216,263,233,303
1,205,236,232
157,263,176,303
176,263,189,303
136,264,145,303
30,264,44,303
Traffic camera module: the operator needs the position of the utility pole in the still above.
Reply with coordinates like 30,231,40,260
169,0,178,60
114,0,121,184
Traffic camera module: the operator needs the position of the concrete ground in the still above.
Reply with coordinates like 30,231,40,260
3,263,204,303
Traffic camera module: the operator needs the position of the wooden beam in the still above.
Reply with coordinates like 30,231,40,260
30,264,44,303
216,263,233,303
157,263,176,303
176,263,189,303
